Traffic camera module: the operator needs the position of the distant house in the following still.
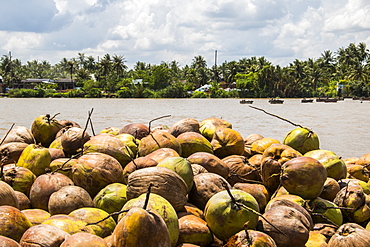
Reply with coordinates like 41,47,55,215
55,78,75,91
0,76,4,93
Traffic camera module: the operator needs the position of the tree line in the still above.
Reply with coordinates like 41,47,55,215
0,42,369,98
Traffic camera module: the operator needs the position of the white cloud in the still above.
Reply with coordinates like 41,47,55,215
0,0,369,68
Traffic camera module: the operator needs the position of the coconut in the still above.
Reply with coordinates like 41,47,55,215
138,130,182,157
204,189,260,241
0,235,21,247
17,144,52,176
250,137,280,155
308,197,343,226
355,153,370,166
48,147,66,160
69,207,116,238
60,127,91,155
187,152,229,179
211,128,245,159
72,153,125,197
233,183,270,212
19,224,70,247
168,118,200,137
145,147,180,163
21,208,51,225
15,191,31,210
29,172,74,211
305,231,328,247
100,126,120,135
260,144,302,192
191,164,208,176
280,156,327,199
282,127,320,154
58,119,81,129
60,232,108,247
2,166,36,196
118,123,149,140
257,205,311,247
177,132,213,157
177,213,213,247
0,126,35,145
346,164,369,182
0,205,32,242
83,134,133,167
49,136,63,149
126,166,188,212
122,157,158,184
243,133,264,158
93,183,127,216
304,149,347,180
41,214,93,235
328,223,370,247
115,133,139,157
111,207,171,247
199,117,232,140
320,177,341,201
48,185,93,215
157,156,194,192
31,114,63,147
222,155,261,185
118,193,179,247
225,229,277,247
0,142,29,165
0,181,19,208
49,158,78,180
188,172,231,211
333,182,366,219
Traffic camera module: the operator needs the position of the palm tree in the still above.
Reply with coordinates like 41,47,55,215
112,54,127,78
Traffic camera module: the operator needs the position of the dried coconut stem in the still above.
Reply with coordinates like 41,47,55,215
148,114,171,132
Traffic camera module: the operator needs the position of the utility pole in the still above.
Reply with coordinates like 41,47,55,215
214,50,218,82
9,51,13,88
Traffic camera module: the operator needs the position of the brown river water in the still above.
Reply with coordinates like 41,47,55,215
0,98,369,159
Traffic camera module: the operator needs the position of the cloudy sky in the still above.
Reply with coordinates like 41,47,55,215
0,0,369,69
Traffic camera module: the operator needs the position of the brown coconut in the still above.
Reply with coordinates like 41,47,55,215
118,123,149,140
126,166,188,211
0,235,21,247
320,177,341,201
187,152,229,179
0,142,29,165
145,147,180,163
138,130,182,157
19,224,70,247
21,208,51,225
2,166,36,197
60,127,91,155
122,156,158,184
222,155,261,185
0,180,19,208
14,191,31,210
0,126,35,145
48,147,66,160
72,152,125,197
49,158,78,180
168,118,200,137
225,229,277,247
328,223,370,247
48,185,93,215
29,172,74,211
177,213,213,247
233,183,270,212
188,172,231,210
60,232,108,247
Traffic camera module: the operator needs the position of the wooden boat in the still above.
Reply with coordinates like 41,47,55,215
301,98,314,103
240,99,253,104
268,98,284,104
324,98,338,103
316,97,329,102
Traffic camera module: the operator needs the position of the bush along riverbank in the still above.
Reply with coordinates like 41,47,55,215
0,112,370,246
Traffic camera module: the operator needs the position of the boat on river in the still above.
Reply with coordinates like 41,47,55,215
240,99,253,104
301,98,314,103
268,98,284,104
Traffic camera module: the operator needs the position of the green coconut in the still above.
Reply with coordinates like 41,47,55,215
17,144,52,176
69,207,116,238
199,117,232,140
93,183,127,216
41,214,93,235
204,189,260,241
283,127,320,154
49,158,78,180
308,197,343,226
2,166,36,196
31,114,63,147
115,133,139,158
177,131,213,158
304,149,347,180
118,193,179,247
157,156,194,192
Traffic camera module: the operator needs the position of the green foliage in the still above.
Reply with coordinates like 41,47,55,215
156,82,189,98
7,88,45,98
84,88,102,98
116,87,132,98
191,91,208,98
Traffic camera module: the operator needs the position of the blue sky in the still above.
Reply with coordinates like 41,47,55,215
0,0,369,69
